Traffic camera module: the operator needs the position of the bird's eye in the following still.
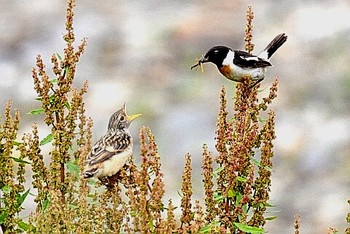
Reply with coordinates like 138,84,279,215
119,115,125,121
214,50,219,54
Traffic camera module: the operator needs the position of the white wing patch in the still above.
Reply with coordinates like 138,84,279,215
241,56,259,61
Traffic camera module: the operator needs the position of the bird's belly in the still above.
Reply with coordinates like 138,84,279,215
96,146,132,178
219,65,266,82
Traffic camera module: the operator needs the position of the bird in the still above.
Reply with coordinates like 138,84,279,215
191,33,287,87
83,103,141,179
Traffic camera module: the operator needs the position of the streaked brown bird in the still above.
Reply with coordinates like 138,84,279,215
83,103,141,179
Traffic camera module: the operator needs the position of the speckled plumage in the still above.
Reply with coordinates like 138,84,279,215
83,104,140,179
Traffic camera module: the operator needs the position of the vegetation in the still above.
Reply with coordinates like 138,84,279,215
0,1,349,233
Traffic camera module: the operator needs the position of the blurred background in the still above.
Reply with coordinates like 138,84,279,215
1,0,350,233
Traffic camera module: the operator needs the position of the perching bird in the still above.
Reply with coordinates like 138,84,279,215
191,33,287,87
83,104,141,179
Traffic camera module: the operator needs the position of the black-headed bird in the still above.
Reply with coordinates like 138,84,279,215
191,33,287,87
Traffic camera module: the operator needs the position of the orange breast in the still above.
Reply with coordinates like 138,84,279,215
219,65,232,78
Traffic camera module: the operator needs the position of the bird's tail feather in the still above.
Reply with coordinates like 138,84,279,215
259,33,287,60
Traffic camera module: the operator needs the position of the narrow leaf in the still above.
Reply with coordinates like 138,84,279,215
49,78,58,84
266,216,277,221
56,53,62,61
200,224,212,233
28,108,44,115
251,158,261,167
11,141,22,146
10,157,31,164
17,189,31,207
213,166,224,177
40,133,53,145
237,176,247,182
234,222,265,234
64,101,71,110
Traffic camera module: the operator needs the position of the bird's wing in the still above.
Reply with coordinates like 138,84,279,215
233,50,272,68
87,131,131,166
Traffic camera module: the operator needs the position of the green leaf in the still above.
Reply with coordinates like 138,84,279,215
64,101,71,110
2,185,11,194
200,223,213,233
18,221,31,231
235,193,243,205
0,211,8,224
177,190,183,197
11,141,22,146
17,189,31,207
242,204,249,213
50,78,58,84
213,192,225,202
257,86,268,93
130,210,137,217
42,197,50,212
36,95,56,103
266,216,277,221
65,66,70,75
66,161,80,177
258,117,267,123
227,189,235,198
251,158,261,167
28,108,44,115
234,222,265,234
237,176,247,182
40,133,53,145
213,166,224,177
56,53,62,61
148,219,155,231
10,157,31,164
265,165,273,172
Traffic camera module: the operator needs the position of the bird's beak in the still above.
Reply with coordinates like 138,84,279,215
122,102,141,121
200,56,209,63
127,113,141,122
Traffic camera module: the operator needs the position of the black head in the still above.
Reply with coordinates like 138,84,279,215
108,103,141,131
201,46,231,67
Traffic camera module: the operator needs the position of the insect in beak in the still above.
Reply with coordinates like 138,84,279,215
191,55,207,72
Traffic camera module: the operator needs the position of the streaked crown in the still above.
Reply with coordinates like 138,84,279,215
108,103,141,131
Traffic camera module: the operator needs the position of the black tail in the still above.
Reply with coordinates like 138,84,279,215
261,33,288,59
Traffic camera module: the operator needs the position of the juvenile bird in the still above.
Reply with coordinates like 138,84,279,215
83,104,141,179
191,33,287,87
